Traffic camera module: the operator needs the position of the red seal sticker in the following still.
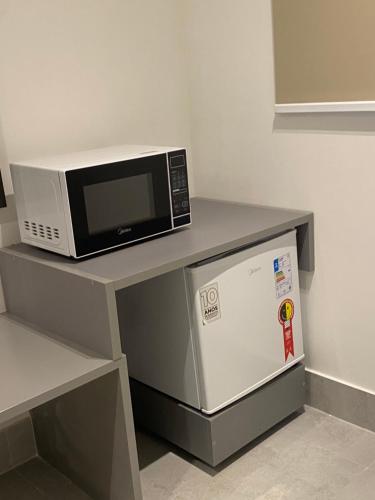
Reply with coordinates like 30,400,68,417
278,299,295,362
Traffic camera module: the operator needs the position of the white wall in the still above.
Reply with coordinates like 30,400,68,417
1,0,374,395
184,0,375,394
0,0,194,194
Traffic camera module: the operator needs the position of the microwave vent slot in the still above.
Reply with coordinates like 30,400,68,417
24,220,60,242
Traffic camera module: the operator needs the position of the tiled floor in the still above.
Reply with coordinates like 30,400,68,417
0,457,91,499
137,406,375,500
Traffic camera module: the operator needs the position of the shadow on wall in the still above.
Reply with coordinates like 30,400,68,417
0,113,19,249
0,115,12,194
273,112,375,135
299,270,313,292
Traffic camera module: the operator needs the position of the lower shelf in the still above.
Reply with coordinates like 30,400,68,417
131,363,306,466
0,457,92,500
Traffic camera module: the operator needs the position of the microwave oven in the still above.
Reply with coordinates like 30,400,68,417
10,145,191,258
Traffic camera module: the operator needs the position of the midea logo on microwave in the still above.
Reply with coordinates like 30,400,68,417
117,226,132,236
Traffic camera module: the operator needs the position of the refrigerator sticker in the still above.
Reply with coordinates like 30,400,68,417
199,282,221,325
273,253,293,299
278,298,295,362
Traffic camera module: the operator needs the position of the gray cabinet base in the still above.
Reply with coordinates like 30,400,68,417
130,363,305,467
32,366,142,500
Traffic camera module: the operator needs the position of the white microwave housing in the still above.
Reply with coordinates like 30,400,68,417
11,145,191,258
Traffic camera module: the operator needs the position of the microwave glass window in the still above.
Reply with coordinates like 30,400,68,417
83,174,156,235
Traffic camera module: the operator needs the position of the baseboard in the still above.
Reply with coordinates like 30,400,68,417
305,370,375,432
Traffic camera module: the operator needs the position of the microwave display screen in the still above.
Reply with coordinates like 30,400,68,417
84,173,156,235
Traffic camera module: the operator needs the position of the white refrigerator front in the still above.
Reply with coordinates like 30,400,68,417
120,230,304,415
185,230,304,414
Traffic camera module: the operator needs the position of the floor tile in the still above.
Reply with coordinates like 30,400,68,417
138,406,375,500
330,460,375,500
0,468,42,500
0,457,92,500
17,457,92,500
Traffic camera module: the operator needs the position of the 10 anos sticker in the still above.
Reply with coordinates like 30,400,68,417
199,283,221,324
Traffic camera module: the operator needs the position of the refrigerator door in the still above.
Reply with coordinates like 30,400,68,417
185,230,304,414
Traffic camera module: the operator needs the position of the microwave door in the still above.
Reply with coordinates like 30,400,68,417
65,154,172,257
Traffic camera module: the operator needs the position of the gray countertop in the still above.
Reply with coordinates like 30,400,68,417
0,197,314,290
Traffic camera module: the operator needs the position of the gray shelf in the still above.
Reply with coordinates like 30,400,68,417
0,197,314,291
0,314,115,425
0,313,142,499
0,196,314,497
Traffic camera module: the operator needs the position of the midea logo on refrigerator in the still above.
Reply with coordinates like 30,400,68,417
248,266,261,277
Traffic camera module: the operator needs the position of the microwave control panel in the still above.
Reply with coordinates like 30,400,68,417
168,150,190,219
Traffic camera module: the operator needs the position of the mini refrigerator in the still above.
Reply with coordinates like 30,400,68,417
118,230,304,415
